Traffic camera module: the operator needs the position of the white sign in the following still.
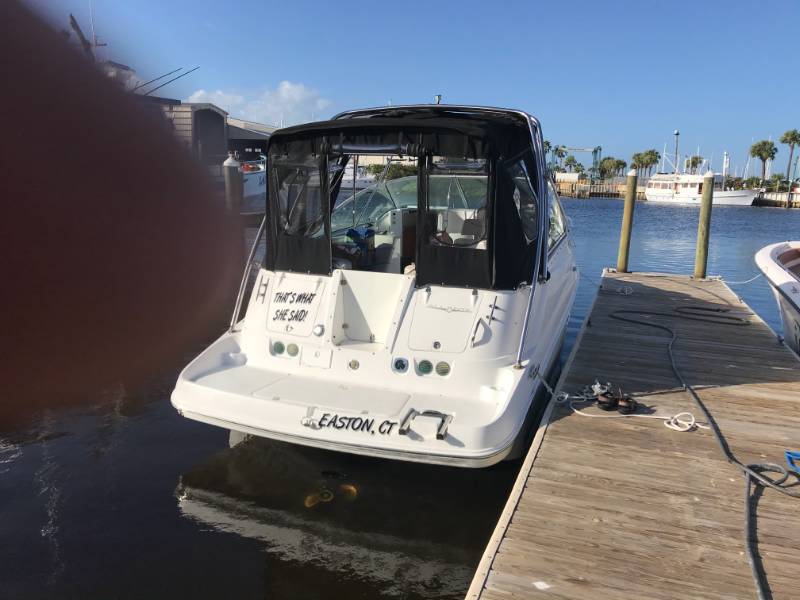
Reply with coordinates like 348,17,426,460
266,275,326,337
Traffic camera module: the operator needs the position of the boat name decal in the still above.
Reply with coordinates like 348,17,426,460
272,291,318,323
427,304,471,313
317,413,398,435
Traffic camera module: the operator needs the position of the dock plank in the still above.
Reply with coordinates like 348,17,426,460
466,272,800,600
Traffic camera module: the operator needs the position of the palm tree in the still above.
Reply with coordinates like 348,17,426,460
598,156,617,179
780,129,800,182
631,152,644,171
644,149,661,176
543,140,552,155
688,155,703,174
750,140,778,185
564,155,577,172
614,159,627,177
555,145,567,167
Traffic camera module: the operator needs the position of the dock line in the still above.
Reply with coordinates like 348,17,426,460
605,292,800,600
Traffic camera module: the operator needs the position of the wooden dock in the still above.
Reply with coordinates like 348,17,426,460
467,271,800,600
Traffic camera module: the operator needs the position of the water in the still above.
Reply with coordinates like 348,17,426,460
3,199,799,599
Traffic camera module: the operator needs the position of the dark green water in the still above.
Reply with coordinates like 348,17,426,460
2,199,798,599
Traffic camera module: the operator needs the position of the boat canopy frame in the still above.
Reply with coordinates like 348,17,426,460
263,105,550,294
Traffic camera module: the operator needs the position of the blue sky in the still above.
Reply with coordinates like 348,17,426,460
31,0,800,176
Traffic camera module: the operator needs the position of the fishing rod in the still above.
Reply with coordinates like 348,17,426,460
143,66,200,96
133,67,183,92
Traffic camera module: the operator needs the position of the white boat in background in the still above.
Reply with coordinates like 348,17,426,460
241,157,267,200
755,241,800,354
645,172,757,206
171,105,578,467
339,163,376,192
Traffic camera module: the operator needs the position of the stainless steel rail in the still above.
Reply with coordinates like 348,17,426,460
514,115,548,368
229,216,267,332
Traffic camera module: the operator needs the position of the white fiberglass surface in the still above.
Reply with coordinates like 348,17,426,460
332,270,408,344
408,287,482,353
253,376,411,415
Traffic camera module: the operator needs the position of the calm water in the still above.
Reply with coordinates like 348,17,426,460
3,199,800,599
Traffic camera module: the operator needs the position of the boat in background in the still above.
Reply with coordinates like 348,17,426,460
755,241,800,354
645,172,757,206
171,105,578,468
241,156,266,199
339,163,376,192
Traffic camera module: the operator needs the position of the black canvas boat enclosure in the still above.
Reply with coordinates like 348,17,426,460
264,106,547,291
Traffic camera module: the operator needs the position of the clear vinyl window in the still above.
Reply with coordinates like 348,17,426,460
273,163,325,238
426,157,489,249
547,180,566,248
506,159,538,244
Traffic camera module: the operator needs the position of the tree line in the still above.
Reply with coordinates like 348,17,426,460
547,128,800,189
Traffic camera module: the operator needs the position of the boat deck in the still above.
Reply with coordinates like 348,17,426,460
467,271,800,600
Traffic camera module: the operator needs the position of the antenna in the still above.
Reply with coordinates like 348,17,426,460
68,13,106,60
89,0,96,57
69,14,93,57
434,94,442,105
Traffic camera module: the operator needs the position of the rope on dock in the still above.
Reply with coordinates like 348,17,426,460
724,273,763,285
538,378,709,432
605,296,799,600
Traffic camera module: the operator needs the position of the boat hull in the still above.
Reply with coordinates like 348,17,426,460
645,189,756,206
755,241,800,355
172,244,577,468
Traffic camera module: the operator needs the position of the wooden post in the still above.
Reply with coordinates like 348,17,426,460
616,169,638,273
694,171,715,279
223,152,243,214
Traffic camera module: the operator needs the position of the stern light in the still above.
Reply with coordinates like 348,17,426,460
435,361,451,376
287,343,299,357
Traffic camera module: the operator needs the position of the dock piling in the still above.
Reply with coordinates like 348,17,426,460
616,168,638,272
693,171,715,279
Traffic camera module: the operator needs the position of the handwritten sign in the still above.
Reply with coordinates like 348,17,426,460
271,291,317,323
267,276,325,336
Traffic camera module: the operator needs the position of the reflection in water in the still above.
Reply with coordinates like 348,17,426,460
0,438,22,475
177,437,518,599
5,200,800,598
33,410,65,588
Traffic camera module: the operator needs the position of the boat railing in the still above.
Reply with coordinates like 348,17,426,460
229,216,267,332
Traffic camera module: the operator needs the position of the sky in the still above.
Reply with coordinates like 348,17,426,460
30,0,800,176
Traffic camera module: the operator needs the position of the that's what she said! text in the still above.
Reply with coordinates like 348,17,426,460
272,291,317,322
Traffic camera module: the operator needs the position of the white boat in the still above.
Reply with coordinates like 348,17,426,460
171,105,578,467
241,157,267,198
755,241,800,354
645,172,757,206
339,163,376,193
